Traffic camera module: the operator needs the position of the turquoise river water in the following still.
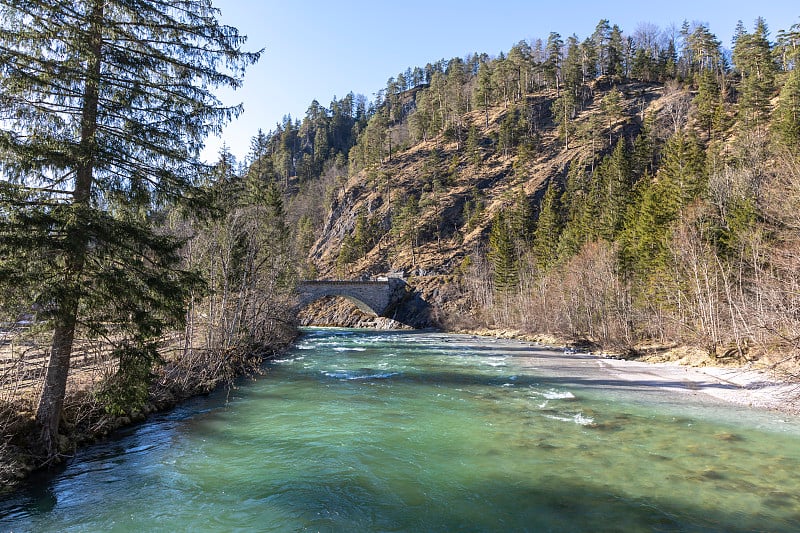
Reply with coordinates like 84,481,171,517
2,328,800,532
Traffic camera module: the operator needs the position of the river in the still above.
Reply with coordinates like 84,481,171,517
2,328,800,531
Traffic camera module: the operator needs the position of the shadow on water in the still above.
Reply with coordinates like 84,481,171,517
9,418,794,532
175,461,800,533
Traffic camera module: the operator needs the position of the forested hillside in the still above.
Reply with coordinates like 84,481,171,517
237,17,800,366
2,7,800,485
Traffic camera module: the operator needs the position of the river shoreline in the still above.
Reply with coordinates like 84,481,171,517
456,328,800,416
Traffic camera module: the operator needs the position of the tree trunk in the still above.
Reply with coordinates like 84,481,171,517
35,322,76,455
35,1,103,457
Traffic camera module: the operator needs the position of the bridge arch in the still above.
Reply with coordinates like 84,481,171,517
295,279,405,318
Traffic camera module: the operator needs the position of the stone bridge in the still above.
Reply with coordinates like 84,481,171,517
295,278,408,317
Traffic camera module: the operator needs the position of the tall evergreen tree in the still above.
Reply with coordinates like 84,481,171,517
0,0,259,455
733,18,777,127
621,130,704,289
544,32,564,91
598,139,632,240
607,24,625,81
487,212,519,293
532,184,563,271
593,19,612,76
694,69,724,136
658,129,707,212
562,35,584,90
473,61,494,128
508,188,535,248
580,37,599,82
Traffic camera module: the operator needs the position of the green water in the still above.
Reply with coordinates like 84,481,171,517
2,328,800,532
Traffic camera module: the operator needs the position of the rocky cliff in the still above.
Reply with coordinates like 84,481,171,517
303,81,672,327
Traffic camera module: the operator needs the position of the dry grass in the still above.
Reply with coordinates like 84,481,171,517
1,327,121,404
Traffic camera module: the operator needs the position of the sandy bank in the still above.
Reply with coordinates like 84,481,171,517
594,357,800,415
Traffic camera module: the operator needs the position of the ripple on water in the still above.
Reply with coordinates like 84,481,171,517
4,328,800,533
321,370,401,380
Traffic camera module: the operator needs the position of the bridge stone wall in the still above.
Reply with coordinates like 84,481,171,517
295,279,407,317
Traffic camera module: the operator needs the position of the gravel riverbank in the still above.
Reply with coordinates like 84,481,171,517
458,329,800,416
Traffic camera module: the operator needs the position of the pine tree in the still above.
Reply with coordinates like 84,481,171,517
244,130,275,203
337,234,358,274
487,212,519,293
0,0,259,455
473,61,494,128
580,38,599,82
733,18,777,127
620,129,704,302
556,163,592,260
658,129,706,212
661,37,678,80
462,189,485,233
508,188,535,248
352,212,376,258
466,125,483,166
607,25,625,81
598,138,631,240
694,69,724,137
392,195,421,265
618,175,676,303
773,22,800,149
544,32,564,92
294,215,317,275
552,91,577,150
599,89,624,146
563,35,584,90
593,19,612,77
532,184,563,271
264,182,289,245
631,121,656,178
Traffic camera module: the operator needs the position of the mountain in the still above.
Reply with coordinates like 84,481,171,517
248,18,799,372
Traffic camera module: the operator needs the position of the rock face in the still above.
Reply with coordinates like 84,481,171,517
303,82,670,328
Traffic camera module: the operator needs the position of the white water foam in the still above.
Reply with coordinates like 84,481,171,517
322,371,351,379
540,390,576,400
544,413,595,426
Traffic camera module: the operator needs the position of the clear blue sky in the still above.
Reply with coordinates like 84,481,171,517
206,0,799,162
